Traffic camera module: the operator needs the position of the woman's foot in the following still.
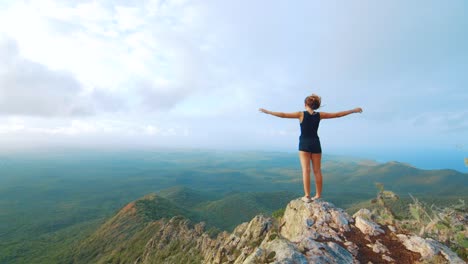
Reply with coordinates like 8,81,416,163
311,195,321,201
301,196,312,203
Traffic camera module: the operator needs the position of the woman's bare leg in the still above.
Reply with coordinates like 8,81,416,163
299,151,312,198
311,153,323,199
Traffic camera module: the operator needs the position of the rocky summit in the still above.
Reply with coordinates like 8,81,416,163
74,195,465,264
132,198,464,264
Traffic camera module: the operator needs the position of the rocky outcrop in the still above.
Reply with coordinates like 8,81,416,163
137,198,464,264
280,199,353,243
396,234,465,264
353,208,385,236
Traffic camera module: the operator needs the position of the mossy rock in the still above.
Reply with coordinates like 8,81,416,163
268,233,278,241
272,208,285,219
266,251,276,262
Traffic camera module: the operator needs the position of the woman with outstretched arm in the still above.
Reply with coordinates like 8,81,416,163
259,94,363,203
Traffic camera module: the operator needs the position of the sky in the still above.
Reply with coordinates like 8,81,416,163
0,0,467,170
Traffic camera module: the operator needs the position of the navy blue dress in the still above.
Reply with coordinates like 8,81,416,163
299,111,322,153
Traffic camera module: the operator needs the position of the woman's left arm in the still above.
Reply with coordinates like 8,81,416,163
320,107,363,119
259,108,301,119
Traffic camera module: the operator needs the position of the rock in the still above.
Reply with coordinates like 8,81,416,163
367,240,388,254
242,247,264,264
324,241,354,264
195,222,205,235
364,234,372,242
299,238,354,264
355,216,385,236
243,238,309,264
397,234,465,264
382,254,394,262
280,199,353,243
344,241,359,256
132,198,464,264
353,208,386,236
353,208,373,220
280,199,315,242
397,234,438,258
237,215,273,249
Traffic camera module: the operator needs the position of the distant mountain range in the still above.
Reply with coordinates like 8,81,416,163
321,160,468,197
1,150,466,263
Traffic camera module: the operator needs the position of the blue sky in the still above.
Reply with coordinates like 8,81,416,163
0,1,466,170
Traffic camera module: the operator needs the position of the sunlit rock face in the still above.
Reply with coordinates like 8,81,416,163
133,198,465,264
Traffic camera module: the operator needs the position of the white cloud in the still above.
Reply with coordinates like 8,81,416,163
0,0,223,113
45,120,97,135
0,0,466,155
144,125,160,135
114,6,145,31
0,117,26,134
0,35,125,116
0,116,189,139
0,36,90,116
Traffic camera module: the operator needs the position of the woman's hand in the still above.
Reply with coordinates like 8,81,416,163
353,107,363,113
259,108,270,114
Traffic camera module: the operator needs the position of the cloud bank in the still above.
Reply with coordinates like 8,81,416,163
0,0,466,164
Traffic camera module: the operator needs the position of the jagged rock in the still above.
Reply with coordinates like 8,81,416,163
280,199,353,243
355,216,385,236
300,238,354,264
382,254,394,262
244,238,308,264
242,247,263,263
130,198,463,264
397,234,465,263
195,222,206,235
344,241,359,256
367,239,388,254
353,208,373,220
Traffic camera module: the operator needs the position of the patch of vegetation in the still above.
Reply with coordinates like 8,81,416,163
135,195,198,222
194,191,296,231
272,208,285,219
403,195,467,261
254,249,276,263
268,233,278,241
358,184,468,261
146,240,203,264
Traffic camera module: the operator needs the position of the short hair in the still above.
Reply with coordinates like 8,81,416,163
304,94,321,110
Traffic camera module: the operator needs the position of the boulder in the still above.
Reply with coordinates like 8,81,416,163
397,234,465,264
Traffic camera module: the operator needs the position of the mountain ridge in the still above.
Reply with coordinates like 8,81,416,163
70,194,465,263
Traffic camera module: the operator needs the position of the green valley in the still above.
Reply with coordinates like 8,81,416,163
0,149,466,263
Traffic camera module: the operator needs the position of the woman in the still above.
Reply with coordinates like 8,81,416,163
259,94,363,203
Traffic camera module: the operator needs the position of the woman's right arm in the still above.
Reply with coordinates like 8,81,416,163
320,108,363,119
259,108,301,119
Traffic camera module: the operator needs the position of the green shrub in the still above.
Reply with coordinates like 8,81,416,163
272,208,285,219
268,233,278,241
